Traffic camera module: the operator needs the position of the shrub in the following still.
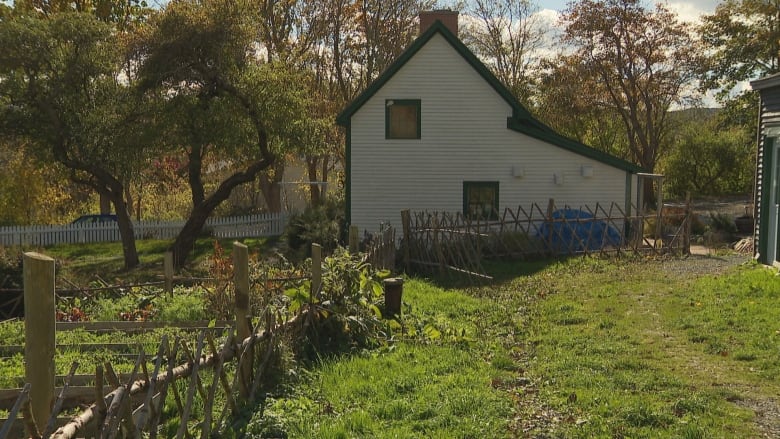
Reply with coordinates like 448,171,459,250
283,199,345,262
0,246,22,289
284,248,390,360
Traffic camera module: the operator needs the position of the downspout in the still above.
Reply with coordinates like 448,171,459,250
753,94,762,260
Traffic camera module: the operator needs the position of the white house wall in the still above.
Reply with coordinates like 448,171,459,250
350,34,632,234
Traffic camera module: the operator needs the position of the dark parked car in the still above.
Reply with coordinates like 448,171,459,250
71,214,118,225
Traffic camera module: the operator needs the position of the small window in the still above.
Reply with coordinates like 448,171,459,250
463,181,499,220
386,99,421,139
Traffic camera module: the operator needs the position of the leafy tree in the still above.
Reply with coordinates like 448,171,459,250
137,0,312,268
11,0,152,28
462,0,547,106
661,110,753,198
0,141,88,225
558,0,700,204
535,55,629,160
698,0,780,138
699,0,780,97
0,12,148,268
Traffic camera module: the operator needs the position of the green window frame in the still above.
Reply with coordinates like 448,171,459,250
385,99,421,139
463,181,499,220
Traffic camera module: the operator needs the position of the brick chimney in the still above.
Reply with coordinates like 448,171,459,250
419,10,459,37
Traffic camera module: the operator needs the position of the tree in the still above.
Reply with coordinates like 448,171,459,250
248,0,433,211
138,0,312,268
0,12,148,268
698,0,780,138
559,0,700,204
535,55,629,160
0,141,88,225
462,0,547,105
699,0,780,97
660,110,753,198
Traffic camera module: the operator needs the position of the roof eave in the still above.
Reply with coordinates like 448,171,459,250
751,73,780,91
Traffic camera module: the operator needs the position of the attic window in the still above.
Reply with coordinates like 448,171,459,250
386,99,421,139
463,181,499,220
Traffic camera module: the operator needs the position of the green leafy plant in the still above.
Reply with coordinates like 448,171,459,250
285,248,390,359
156,287,207,322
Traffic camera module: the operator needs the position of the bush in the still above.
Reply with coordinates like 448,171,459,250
283,199,345,262
705,212,737,244
284,248,390,360
0,246,22,289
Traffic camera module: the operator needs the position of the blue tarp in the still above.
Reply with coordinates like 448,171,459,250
537,209,623,253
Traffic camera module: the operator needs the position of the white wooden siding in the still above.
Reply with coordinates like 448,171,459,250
350,34,632,233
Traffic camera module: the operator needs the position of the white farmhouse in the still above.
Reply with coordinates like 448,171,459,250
336,11,643,234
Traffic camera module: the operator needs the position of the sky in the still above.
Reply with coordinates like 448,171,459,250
539,0,721,23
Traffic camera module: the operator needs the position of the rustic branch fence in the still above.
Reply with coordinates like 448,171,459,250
0,243,324,439
1,229,394,438
401,199,692,282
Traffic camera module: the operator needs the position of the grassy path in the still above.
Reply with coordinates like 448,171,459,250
517,255,779,438
239,255,779,438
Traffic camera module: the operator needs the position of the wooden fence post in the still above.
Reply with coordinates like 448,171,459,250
23,252,56,430
164,251,174,295
348,225,359,253
311,244,322,299
232,242,252,399
401,210,411,273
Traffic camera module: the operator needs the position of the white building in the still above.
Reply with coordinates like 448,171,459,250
336,11,643,234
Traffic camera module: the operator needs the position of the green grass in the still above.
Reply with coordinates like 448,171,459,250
41,236,276,283
246,256,778,438
3,247,777,437
265,344,514,438
517,257,774,438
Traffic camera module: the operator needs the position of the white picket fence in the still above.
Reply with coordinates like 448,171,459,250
0,213,288,247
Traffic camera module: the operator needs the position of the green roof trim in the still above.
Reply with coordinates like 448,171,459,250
336,19,644,174
336,20,534,126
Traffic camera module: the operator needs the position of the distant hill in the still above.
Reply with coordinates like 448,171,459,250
669,107,719,122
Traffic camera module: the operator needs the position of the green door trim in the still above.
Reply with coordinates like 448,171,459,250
759,136,775,264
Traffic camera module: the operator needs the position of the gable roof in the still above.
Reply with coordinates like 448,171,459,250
336,20,643,174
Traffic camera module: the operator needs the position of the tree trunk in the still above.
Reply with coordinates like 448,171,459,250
258,162,284,213
170,205,211,269
99,193,111,214
642,178,656,210
171,156,275,269
307,157,321,206
107,190,139,269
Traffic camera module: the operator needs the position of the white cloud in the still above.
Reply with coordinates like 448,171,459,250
664,1,715,24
